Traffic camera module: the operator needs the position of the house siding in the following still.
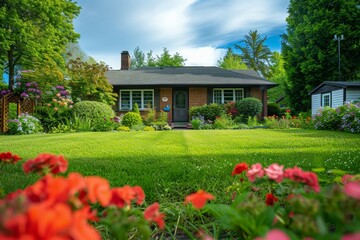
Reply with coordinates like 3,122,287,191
346,89,360,102
312,94,321,115
159,88,173,123
189,88,207,108
332,89,344,108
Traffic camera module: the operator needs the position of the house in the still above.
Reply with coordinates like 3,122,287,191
309,81,360,115
106,51,277,125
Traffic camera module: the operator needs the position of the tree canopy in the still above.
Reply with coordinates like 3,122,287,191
217,49,248,70
0,0,80,89
131,47,186,68
235,30,273,79
282,0,360,112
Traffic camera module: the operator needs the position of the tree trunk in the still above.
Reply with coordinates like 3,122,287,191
8,48,15,90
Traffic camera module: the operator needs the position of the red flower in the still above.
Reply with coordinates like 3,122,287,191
264,163,284,183
184,190,215,209
23,153,68,175
231,162,249,176
144,202,165,230
0,152,21,164
109,185,145,208
265,193,278,206
247,163,264,182
284,167,320,192
85,176,111,207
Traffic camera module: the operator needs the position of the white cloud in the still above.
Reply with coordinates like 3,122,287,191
74,0,289,68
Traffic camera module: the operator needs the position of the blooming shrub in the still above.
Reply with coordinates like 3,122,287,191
14,81,42,99
7,113,43,135
189,103,225,122
313,103,360,133
0,153,165,239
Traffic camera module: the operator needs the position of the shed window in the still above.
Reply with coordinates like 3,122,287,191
322,93,331,107
213,88,244,104
120,90,154,110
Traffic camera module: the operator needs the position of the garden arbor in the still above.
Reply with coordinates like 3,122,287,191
0,93,35,133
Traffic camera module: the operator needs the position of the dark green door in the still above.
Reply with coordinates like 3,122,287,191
173,89,188,122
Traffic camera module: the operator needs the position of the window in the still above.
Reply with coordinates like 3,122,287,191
120,90,154,110
322,93,331,107
213,88,244,104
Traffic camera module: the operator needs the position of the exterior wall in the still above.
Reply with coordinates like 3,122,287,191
332,89,344,108
346,89,360,102
249,87,267,118
159,88,173,123
189,88,207,108
311,94,321,116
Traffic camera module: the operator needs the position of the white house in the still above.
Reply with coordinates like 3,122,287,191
309,81,360,115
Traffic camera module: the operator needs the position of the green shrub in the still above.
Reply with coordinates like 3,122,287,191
143,126,155,131
189,103,225,122
191,118,203,130
92,117,117,132
213,114,238,129
158,111,168,123
72,101,115,121
162,125,172,130
121,112,142,127
131,124,145,131
143,109,156,126
132,103,140,115
236,98,262,122
267,102,281,117
117,126,130,132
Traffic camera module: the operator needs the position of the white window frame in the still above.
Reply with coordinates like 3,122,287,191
213,88,244,104
119,89,154,110
322,92,331,107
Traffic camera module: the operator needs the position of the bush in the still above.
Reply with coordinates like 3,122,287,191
213,114,238,129
121,112,142,127
7,113,43,135
143,109,156,126
143,126,155,131
72,101,115,121
117,126,130,132
236,98,263,122
189,103,225,122
132,103,140,115
92,117,118,132
267,102,281,117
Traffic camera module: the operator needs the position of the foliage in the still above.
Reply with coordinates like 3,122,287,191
0,153,164,239
117,126,130,132
143,126,155,131
132,102,140,115
142,109,156,126
64,42,97,65
0,0,80,88
267,102,281,117
236,97,263,122
131,124,145,131
72,101,115,121
131,46,146,69
191,115,213,130
217,48,248,70
264,115,301,129
313,103,360,133
13,81,42,100
7,113,42,135
189,103,225,122
213,114,238,129
131,47,186,67
67,58,117,105
235,30,273,78
91,117,120,132
121,112,143,127
282,0,360,112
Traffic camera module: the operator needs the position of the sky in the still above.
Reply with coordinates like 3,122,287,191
74,0,290,69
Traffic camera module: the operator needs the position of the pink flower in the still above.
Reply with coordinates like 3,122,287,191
264,164,284,183
344,182,360,200
284,167,320,192
247,163,264,182
54,108,58,111
342,232,360,240
256,229,290,240
342,174,356,184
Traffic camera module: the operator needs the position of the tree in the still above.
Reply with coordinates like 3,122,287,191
282,0,360,112
267,52,290,105
155,48,186,67
146,50,157,67
67,58,117,106
0,0,80,89
235,30,273,79
217,48,248,70
131,46,146,69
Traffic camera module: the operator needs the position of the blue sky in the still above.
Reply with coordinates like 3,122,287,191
74,0,290,69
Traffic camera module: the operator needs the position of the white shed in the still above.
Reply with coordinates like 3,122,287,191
309,81,360,115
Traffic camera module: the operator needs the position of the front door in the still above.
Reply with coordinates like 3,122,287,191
173,89,188,122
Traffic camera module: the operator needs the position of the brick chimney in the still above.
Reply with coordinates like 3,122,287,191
121,51,130,70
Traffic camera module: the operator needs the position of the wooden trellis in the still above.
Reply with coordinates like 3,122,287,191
0,93,35,133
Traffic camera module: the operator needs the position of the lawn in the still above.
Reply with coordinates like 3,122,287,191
1,129,359,203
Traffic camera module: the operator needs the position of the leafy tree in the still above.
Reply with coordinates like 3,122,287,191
0,0,80,89
217,48,248,70
155,48,186,67
67,58,117,106
131,46,146,69
146,50,157,67
235,30,273,78
282,0,360,112
267,52,290,105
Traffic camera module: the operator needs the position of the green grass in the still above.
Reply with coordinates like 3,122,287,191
0,129,359,203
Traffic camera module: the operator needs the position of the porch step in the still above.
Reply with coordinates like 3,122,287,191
172,122,189,128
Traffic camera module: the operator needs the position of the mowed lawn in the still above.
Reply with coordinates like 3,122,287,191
1,129,359,203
